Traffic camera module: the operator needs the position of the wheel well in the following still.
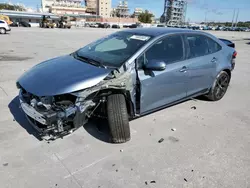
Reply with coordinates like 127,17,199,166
86,89,135,118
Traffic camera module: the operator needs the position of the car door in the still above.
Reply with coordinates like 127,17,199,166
183,34,217,96
137,34,189,114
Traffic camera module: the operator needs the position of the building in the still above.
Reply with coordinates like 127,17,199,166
97,0,111,18
41,0,86,15
132,8,143,18
160,0,187,25
0,9,59,26
85,0,97,14
41,0,111,18
111,0,129,18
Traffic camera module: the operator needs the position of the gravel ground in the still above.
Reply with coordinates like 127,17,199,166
0,27,250,188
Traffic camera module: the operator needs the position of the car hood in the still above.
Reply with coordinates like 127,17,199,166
18,55,111,96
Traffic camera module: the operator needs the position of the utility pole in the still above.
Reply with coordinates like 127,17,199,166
205,10,208,25
235,9,239,27
231,9,236,28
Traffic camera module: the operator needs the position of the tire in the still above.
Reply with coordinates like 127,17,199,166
0,28,6,34
107,94,131,143
206,71,230,101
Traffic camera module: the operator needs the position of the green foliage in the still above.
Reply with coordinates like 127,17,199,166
0,3,26,11
138,10,154,23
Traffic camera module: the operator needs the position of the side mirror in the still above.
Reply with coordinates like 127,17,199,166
144,60,166,71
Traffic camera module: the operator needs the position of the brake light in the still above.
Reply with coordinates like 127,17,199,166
233,51,237,59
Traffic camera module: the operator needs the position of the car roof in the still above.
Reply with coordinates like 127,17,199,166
122,27,201,37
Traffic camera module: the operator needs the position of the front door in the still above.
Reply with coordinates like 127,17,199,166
137,34,189,114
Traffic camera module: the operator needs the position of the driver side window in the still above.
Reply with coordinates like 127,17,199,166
144,35,184,65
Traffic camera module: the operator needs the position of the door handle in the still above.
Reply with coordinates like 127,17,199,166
211,57,217,63
179,66,187,73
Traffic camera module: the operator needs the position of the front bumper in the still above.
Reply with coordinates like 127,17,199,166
19,90,94,140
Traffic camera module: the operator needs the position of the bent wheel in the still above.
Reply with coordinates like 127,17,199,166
206,71,230,101
107,94,131,143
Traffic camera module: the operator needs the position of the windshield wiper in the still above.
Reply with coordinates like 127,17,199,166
73,52,107,68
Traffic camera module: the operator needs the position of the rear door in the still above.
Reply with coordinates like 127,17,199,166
184,34,218,96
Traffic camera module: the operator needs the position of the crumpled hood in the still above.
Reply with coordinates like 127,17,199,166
18,55,111,96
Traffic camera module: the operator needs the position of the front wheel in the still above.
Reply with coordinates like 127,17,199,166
107,94,131,143
0,28,6,34
206,71,230,101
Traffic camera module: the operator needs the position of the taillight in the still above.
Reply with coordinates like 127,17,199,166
233,51,237,59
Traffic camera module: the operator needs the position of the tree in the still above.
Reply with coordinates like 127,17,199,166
138,10,154,23
0,3,26,11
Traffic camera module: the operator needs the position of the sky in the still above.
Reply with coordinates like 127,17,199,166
3,0,250,22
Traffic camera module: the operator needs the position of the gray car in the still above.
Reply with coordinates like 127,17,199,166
16,28,237,143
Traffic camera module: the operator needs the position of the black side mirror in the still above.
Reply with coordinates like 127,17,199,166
144,60,166,71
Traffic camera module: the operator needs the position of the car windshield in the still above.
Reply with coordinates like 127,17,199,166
74,31,152,68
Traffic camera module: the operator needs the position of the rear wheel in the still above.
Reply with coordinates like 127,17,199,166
206,71,230,101
0,28,6,34
107,94,131,143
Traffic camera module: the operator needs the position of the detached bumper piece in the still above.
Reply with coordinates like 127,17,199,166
19,91,94,140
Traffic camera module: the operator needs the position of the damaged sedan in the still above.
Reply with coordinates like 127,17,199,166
17,28,237,143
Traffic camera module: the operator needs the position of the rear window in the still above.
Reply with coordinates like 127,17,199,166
0,21,5,24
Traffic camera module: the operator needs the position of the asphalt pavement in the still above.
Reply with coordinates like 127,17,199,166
0,27,250,188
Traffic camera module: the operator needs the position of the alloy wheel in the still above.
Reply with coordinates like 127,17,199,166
215,73,230,99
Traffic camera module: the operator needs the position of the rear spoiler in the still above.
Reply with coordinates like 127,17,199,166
219,38,235,48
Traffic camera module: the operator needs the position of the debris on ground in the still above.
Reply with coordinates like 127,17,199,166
2,163,8,167
116,169,118,172
55,184,57,186
131,168,133,171
171,128,176,132
120,149,123,152
191,170,194,172
149,134,151,136
112,164,116,167
184,178,188,182
150,181,156,184
168,136,179,143
145,181,148,185
191,106,197,110
158,138,164,143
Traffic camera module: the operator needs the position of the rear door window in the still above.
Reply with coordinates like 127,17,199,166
186,34,209,58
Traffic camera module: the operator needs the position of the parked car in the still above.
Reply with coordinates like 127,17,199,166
9,21,19,27
17,28,237,143
19,21,31,27
98,23,110,28
89,23,99,28
0,20,11,34
111,24,120,29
